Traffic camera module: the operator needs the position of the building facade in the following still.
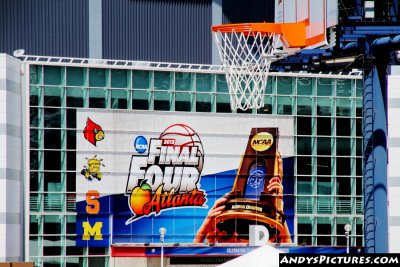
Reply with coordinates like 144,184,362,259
1,53,364,266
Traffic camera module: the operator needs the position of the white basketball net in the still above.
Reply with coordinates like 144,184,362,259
213,29,281,111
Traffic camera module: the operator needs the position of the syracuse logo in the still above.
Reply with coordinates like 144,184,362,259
125,124,207,224
83,118,105,146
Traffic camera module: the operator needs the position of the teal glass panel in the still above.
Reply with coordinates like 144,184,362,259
44,108,61,128
29,236,40,256
89,88,107,108
297,177,312,194
277,96,292,114
257,95,273,114
133,70,150,89
176,72,194,91
297,97,312,115
196,73,212,92
44,86,63,107
317,78,333,96
297,77,313,95
154,91,171,111
67,67,86,86
277,76,293,94
216,75,228,93
30,86,40,106
30,215,40,234
317,196,332,214
44,66,63,85
297,196,312,213
43,236,62,256
175,92,192,112
111,89,129,109
356,98,362,117
30,65,42,84
196,93,212,112
317,97,331,115
154,71,172,90
337,138,351,156
297,137,312,155
355,79,362,97
89,68,107,87
317,137,331,155
43,215,62,234
111,69,128,88
265,77,275,94
336,98,352,116
132,89,151,110
66,87,85,108
336,79,352,97
216,93,231,113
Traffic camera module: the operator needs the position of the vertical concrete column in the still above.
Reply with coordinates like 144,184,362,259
211,0,222,65
89,0,103,59
0,54,23,261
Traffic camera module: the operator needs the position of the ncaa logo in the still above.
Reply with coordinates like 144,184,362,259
134,136,148,154
251,132,274,152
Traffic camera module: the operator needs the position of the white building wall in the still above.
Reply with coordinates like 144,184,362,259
0,53,23,261
387,65,400,253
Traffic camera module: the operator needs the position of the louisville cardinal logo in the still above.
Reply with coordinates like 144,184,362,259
83,118,105,146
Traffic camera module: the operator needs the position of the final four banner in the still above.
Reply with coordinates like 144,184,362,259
75,110,295,247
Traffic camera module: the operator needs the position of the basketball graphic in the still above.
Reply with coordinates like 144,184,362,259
159,124,204,172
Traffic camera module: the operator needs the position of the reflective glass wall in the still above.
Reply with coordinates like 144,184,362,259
28,64,363,266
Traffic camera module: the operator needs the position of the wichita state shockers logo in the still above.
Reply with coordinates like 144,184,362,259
125,124,207,224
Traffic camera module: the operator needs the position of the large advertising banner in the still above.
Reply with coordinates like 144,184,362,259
75,110,295,247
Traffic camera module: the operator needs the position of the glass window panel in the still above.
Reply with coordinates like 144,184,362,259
132,90,150,110
216,74,229,93
111,89,129,109
29,236,40,257
196,93,212,112
111,69,128,88
356,138,362,156
176,72,194,91
67,150,76,171
66,87,85,107
44,87,62,107
67,67,86,86
317,78,333,96
336,98,351,116
44,108,61,128
297,156,311,175
297,176,312,194
317,137,331,155
133,70,150,89
277,96,292,114
30,215,40,235
43,215,62,234
336,158,351,176
44,66,63,85
297,196,312,214
30,129,39,149
196,73,212,92
89,247,107,255
89,68,107,87
317,177,331,194
257,96,273,114
297,97,312,115
297,137,312,155
30,172,39,192
317,196,332,214
175,92,192,112
43,236,62,256
66,215,76,234
297,116,311,135
317,117,331,136
30,150,39,170
66,236,84,256
337,118,351,136
154,91,171,111
297,78,313,95
30,65,42,84
44,129,61,149
30,86,40,106
356,98,362,117
265,76,275,94
317,97,331,115
336,79,352,97
337,138,351,156
277,76,293,94
356,158,362,176
89,88,107,108
30,107,39,127
355,80,362,97
88,257,107,267
216,94,231,113
66,109,77,129
44,151,61,170
66,257,81,266
356,118,362,136
67,172,76,192
154,71,172,90
317,157,331,175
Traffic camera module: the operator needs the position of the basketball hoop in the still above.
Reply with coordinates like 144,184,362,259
212,23,306,111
